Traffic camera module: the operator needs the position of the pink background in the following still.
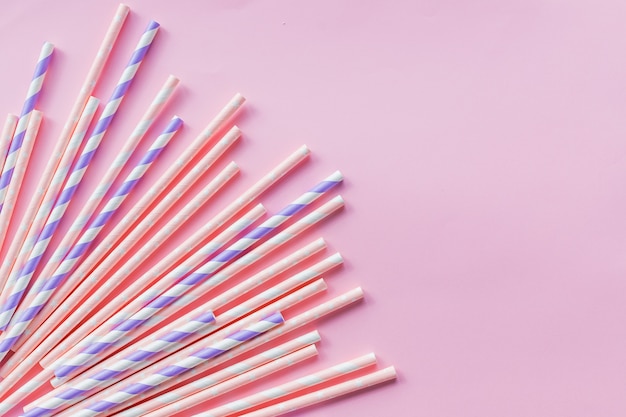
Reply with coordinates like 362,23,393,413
1,0,626,415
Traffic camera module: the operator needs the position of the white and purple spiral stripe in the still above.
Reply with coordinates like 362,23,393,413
70,313,284,417
0,42,53,213
0,118,181,357
0,23,159,333
52,171,342,379
25,310,215,417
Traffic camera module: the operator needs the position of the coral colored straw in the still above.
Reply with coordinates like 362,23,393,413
188,353,378,417
0,4,129,332
36,146,311,370
145,345,319,417
236,366,397,417
118,331,321,417
0,117,183,360
0,19,160,332
12,76,181,350
69,287,365,416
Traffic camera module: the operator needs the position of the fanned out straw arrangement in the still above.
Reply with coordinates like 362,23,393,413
0,4,396,416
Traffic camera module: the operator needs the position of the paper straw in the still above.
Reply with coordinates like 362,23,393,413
0,118,182,358
76,287,364,416
53,313,285,417
37,93,246,317
49,175,342,379
47,196,341,378
39,145,311,367
58,263,333,395
0,98,100,329
25,310,217,416
148,345,319,417
88,285,357,416
120,331,321,417
237,366,397,417
0,115,19,214
0,20,159,331
26,140,241,364
0,6,129,329
0,42,53,214
192,353,378,417
36,277,325,413
0,114,19,252
13,76,181,350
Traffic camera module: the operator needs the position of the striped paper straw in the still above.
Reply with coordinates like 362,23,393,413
182,353,378,417
0,42,53,214
0,115,18,214
120,331,321,417
0,5,129,328
26,125,242,347
0,97,100,328
0,98,100,380
41,279,326,417
73,287,364,416
0,118,182,358
48,196,342,378
50,173,342,379
53,313,285,417
26,310,216,415
0,201,260,400
37,239,324,394
39,145,310,367
0,97,99,330
35,147,308,369
16,76,180,345
147,345,318,417
236,366,397,417
58,270,332,395
39,94,245,312
0,21,159,331
0,114,19,251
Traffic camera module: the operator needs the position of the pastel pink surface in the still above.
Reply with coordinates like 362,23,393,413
1,0,626,416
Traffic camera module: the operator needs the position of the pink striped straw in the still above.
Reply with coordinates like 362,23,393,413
145,345,318,417
0,97,99,323
60,255,339,393
0,114,19,254
57,314,286,417
0,4,129,331
184,353,378,417
32,274,328,412
53,280,327,416
74,287,365,416
14,125,241,358
11,162,241,376
236,366,397,417
0,19,160,332
118,331,321,417
47,194,343,373
36,146,311,369
18,113,245,350
16,76,180,343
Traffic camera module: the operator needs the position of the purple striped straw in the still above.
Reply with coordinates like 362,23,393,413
52,313,284,417
0,21,159,332
52,172,342,380
0,42,53,214
25,310,216,415
0,117,182,359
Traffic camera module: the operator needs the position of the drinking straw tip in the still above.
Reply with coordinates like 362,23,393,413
148,20,161,30
330,252,344,263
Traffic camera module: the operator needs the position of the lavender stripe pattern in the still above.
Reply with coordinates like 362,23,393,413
55,313,284,417
0,22,159,335
0,42,53,214
24,310,215,416
0,117,180,358
52,171,342,379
